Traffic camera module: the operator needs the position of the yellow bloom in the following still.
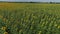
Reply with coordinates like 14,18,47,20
41,22,45,27
58,26,60,28
54,24,57,27
1,26,7,31
4,32,8,34
38,31,42,34
19,30,22,32
0,15,3,18
32,21,34,24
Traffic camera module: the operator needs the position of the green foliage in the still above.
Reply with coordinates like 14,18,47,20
0,3,60,34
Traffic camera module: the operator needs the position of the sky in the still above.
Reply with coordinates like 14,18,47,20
0,0,60,2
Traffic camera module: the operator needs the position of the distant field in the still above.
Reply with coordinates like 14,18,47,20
0,3,60,34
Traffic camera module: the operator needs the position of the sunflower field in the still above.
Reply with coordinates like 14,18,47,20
0,3,60,34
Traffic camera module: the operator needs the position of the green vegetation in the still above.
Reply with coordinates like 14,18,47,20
0,3,60,34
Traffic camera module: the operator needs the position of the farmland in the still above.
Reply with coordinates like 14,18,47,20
0,3,60,34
